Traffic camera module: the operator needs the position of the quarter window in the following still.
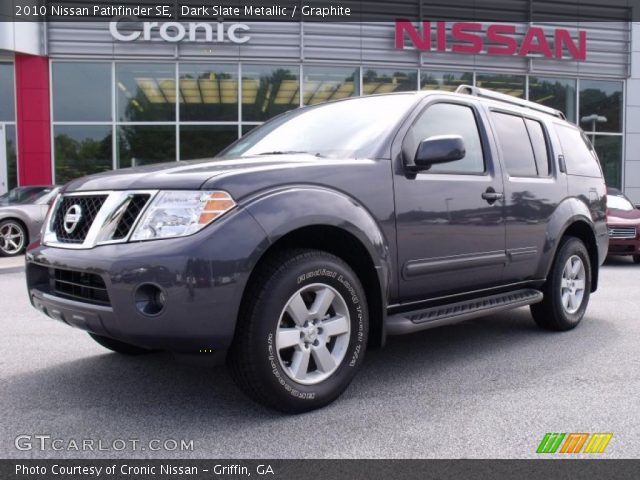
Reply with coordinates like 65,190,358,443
404,103,485,174
555,124,603,178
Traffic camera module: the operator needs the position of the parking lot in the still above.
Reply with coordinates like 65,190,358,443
1,255,638,459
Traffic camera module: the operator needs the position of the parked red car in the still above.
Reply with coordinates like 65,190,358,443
606,188,640,264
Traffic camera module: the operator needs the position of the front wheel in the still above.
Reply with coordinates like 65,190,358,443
228,249,368,413
530,237,591,331
633,255,640,265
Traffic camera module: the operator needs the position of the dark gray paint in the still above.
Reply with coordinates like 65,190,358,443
26,91,608,352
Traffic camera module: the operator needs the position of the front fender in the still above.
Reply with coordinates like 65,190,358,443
244,186,392,301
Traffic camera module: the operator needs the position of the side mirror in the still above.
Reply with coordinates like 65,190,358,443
411,135,466,171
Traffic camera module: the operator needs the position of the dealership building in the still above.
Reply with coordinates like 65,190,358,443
0,17,639,200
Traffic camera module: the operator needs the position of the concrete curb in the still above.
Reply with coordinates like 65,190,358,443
0,266,25,274
0,255,26,274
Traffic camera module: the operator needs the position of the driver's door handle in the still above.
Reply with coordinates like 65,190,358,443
481,188,504,203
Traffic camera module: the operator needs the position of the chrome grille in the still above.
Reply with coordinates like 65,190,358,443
44,190,157,249
52,195,108,243
112,194,151,240
608,226,637,239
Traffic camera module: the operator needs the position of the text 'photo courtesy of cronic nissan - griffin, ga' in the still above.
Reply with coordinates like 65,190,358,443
26,86,607,413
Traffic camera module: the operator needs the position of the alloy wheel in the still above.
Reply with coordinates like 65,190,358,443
0,222,25,255
560,254,586,314
275,283,351,385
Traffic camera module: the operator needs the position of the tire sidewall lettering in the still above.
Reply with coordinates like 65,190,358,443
266,265,367,401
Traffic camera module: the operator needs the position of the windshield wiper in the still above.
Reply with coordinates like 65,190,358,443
255,150,328,157
255,150,308,155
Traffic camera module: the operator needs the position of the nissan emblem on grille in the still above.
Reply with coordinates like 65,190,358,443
63,205,83,234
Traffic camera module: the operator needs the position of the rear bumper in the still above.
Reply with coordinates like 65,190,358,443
25,209,269,353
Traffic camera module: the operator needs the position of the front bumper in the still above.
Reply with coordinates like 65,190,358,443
607,237,640,256
25,209,269,353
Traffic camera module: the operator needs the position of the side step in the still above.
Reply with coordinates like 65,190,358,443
385,288,543,336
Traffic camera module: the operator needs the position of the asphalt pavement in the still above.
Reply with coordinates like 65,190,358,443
1,255,638,458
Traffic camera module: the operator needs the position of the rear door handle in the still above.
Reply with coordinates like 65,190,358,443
481,188,504,204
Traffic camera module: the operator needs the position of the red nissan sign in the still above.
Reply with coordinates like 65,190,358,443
395,21,587,61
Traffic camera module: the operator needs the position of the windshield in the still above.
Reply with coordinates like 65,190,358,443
607,194,634,211
0,186,57,205
221,94,418,159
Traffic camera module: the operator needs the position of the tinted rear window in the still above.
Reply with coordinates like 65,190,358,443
555,124,602,178
491,111,537,177
524,119,550,177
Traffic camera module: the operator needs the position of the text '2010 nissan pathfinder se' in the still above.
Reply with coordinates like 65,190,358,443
26,86,608,412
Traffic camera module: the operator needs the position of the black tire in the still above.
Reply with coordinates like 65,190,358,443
530,237,591,331
633,255,640,265
228,248,369,413
0,219,27,257
88,333,154,355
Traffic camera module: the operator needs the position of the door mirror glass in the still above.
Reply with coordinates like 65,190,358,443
412,135,466,170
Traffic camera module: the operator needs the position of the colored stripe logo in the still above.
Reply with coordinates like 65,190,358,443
537,433,612,454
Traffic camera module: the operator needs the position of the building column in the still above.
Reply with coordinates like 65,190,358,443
15,53,52,186
624,22,640,203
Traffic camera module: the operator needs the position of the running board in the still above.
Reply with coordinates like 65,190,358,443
385,288,543,336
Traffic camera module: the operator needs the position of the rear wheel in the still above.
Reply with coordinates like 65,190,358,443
0,220,27,257
633,255,640,265
228,249,368,413
88,333,154,355
530,237,591,331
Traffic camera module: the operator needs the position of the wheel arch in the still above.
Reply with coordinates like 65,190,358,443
242,187,393,348
240,224,387,349
555,219,600,292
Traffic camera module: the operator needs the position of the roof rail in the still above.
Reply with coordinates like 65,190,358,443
455,85,566,120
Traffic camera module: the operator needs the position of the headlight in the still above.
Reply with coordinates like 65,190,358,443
131,190,236,241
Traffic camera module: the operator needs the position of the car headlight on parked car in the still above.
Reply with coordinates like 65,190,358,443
131,190,236,241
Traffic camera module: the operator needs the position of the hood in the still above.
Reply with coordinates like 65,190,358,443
63,155,356,192
64,154,376,197
607,207,640,225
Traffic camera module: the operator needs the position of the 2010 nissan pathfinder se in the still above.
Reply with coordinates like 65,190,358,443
26,86,608,412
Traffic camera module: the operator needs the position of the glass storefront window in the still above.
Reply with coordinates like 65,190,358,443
242,124,259,136
52,63,111,121
242,66,300,121
579,80,623,133
180,125,238,160
592,135,622,189
475,73,525,98
5,125,17,190
179,64,238,122
303,67,359,105
118,126,176,168
528,76,576,123
54,126,113,184
363,69,417,95
0,63,15,121
117,63,176,122
421,70,473,92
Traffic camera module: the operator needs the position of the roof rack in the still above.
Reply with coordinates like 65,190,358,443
455,85,566,120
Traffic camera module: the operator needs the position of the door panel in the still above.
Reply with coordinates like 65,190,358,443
394,100,506,302
487,111,567,283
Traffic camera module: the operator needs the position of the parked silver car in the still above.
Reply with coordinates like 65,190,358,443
0,186,59,257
